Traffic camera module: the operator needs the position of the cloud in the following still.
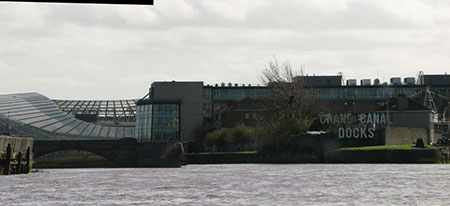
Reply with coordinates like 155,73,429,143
0,0,449,99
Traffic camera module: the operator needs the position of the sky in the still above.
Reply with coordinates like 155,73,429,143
0,0,449,99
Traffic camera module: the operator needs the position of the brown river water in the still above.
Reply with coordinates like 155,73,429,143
1,164,449,205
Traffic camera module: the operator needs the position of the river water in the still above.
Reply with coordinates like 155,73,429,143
1,164,449,205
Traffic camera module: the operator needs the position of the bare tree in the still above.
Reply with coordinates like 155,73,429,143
259,57,322,134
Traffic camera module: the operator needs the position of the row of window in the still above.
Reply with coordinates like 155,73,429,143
203,87,450,100
315,87,450,99
203,88,266,100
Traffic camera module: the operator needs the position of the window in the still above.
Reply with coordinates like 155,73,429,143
219,90,228,99
203,103,212,118
202,88,212,99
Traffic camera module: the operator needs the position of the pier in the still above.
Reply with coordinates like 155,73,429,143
0,135,33,175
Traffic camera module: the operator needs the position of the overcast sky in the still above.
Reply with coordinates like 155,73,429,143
0,0,449,99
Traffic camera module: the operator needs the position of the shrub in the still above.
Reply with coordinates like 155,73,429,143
228,126,256,146
204,126,257,148
204,128,231,147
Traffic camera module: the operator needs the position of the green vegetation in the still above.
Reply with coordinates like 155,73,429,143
339,144,436,151
204,126,257,148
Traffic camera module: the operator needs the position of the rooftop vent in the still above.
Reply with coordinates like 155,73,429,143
361,79,371,86
404,77,415,85
374,78,381,85
347,79,357,86
390,77,402,85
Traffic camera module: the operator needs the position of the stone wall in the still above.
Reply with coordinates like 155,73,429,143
325,149,441,163
385,127,428,145
0,135,33,153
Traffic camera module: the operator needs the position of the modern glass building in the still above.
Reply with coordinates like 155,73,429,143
0,93,135,140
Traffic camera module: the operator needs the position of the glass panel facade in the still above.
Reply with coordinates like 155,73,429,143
135,103,180,142
152,104,180,142
52,99,137,126
136,104,152,142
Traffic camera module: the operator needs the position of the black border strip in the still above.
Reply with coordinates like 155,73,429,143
1,1,153,5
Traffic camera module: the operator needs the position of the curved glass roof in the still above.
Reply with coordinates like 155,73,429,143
52,99,137,126
0,92,135,140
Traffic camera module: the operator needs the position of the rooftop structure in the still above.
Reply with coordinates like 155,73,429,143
295,75,342,87
0,93,135,141
424,74,450,86
52,99,137,126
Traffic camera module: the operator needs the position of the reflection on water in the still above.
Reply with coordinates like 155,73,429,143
1,164,449,205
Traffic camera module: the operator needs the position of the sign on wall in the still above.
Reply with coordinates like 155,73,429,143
319,113,390,139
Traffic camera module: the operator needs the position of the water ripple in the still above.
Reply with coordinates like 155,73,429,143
1,164,449,205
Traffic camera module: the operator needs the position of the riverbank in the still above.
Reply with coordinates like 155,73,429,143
184,144,446,164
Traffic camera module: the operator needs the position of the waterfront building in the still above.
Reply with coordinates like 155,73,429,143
140,73,449,144
0,72,448,145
